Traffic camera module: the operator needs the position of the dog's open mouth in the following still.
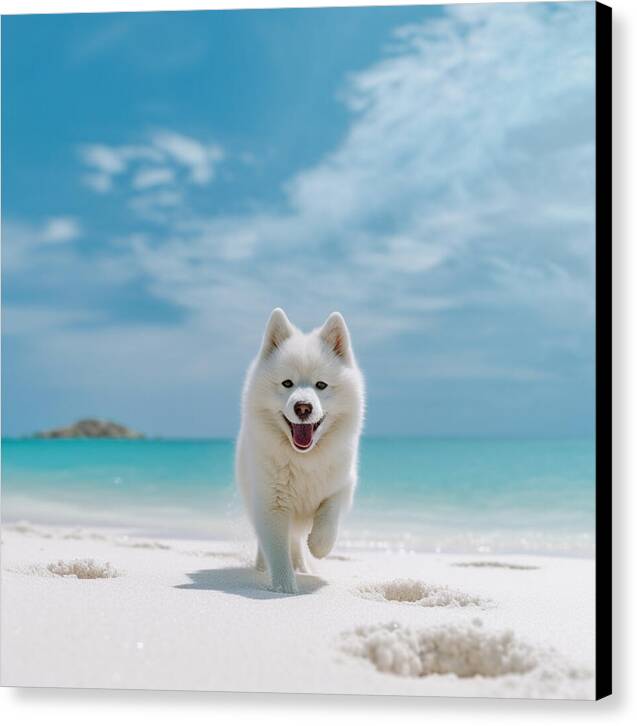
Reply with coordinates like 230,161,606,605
283,415,324,450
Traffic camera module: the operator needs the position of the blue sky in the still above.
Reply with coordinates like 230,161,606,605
2,2,596,438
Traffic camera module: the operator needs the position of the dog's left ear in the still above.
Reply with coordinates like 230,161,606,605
319,312,353,364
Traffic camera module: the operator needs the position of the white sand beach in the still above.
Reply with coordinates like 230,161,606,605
0,522,595,699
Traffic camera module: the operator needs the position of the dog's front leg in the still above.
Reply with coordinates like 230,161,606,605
254,503,297,594
308,488,350,559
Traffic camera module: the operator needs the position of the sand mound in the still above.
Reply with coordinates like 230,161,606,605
356,579,486,607
181,549,240,559
116,539,171,550
342,621,538,678
45,559,121,579
62,529,108,541
6,521,53,539
452,561,539,571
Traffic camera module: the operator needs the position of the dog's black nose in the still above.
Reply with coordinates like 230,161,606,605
294,402,313,420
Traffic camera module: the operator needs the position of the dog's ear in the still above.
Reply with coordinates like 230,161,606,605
319,312,353,364
260,308,293,358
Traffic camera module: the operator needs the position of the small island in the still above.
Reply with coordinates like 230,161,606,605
33,419,145,439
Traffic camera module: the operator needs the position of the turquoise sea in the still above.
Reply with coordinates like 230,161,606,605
0,438,595,556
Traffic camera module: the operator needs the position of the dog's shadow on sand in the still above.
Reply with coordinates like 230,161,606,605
175,567,327,600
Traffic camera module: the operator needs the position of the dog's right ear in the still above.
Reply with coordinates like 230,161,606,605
259,308,293,358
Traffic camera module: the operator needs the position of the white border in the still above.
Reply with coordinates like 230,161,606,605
0,0,564,15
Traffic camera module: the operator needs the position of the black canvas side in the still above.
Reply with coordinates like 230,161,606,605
595,0,612,703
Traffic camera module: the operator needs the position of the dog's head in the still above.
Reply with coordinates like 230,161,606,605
250,308,364,453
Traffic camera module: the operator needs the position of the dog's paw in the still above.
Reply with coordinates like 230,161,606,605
308,524,337,559
270,572,298,595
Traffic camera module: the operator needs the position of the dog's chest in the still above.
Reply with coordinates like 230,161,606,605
270,457,338,516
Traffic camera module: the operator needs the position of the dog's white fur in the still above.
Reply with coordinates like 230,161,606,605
236,308,365,593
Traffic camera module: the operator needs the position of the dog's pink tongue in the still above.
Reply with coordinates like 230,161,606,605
291,423,313,449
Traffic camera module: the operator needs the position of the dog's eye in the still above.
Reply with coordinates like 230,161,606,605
315,381,328,390
281,380,294,388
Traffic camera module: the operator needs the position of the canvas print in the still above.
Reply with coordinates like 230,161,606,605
1,1,611,700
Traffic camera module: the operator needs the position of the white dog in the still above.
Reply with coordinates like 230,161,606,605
236,308,365,593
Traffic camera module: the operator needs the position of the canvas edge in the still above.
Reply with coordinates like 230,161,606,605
595,0,612,703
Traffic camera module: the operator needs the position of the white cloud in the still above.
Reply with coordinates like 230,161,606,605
151,131,223,185
83,172,113,193
132,167,175,190
3,217,82,272
354,236,448,274
2,218,134,282
41,217,81,243
79,131,224,199
80,144,127,174
118,2,595,347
